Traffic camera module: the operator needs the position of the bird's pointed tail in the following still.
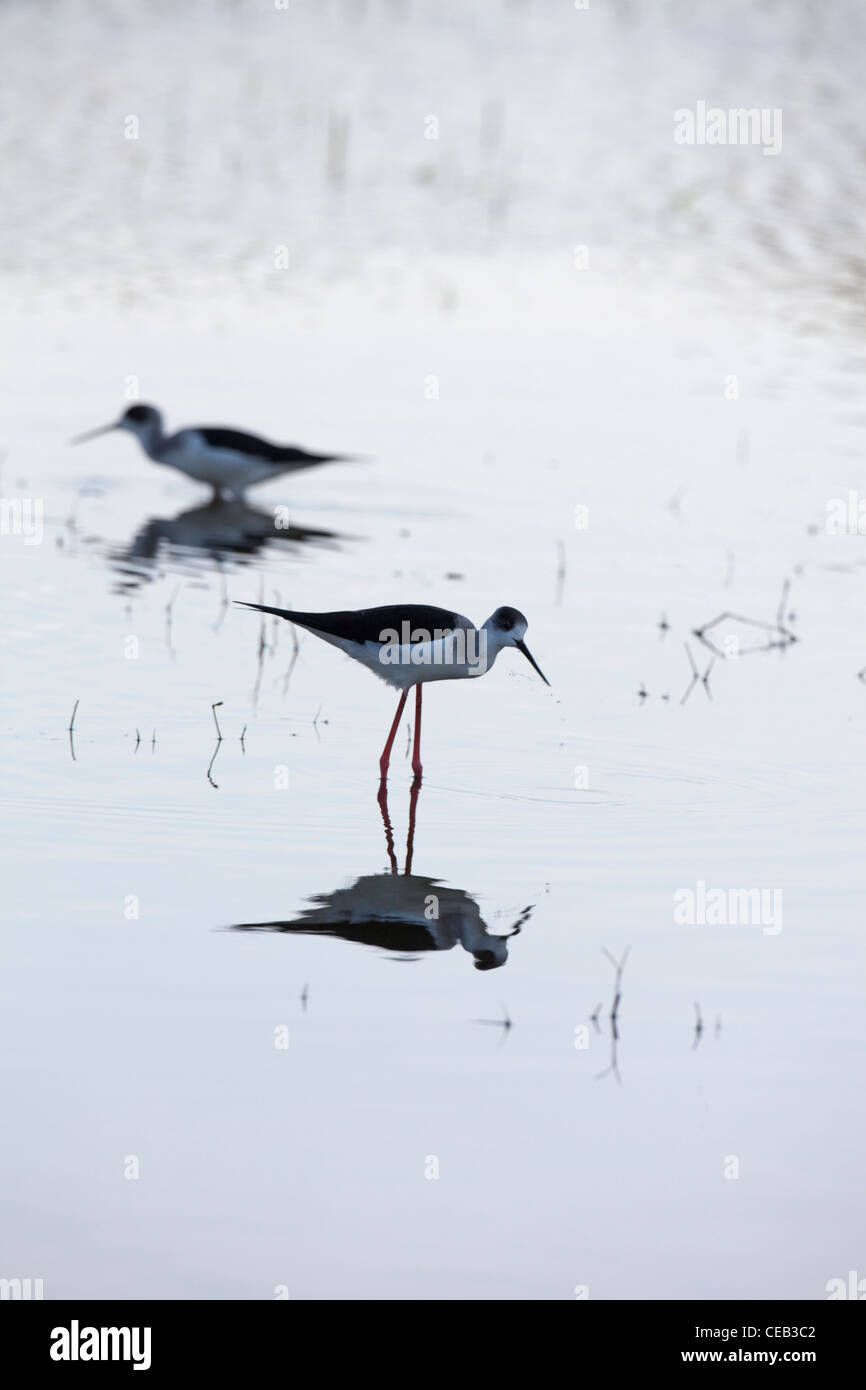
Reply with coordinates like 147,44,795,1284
235,601,295,621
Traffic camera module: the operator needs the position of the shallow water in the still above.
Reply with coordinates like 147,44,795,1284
2,0,865,1300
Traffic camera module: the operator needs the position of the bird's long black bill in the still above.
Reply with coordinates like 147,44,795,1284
71,423,117,445
515,639,550,686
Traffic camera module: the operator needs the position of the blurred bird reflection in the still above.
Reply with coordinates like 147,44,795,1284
108,497,344,592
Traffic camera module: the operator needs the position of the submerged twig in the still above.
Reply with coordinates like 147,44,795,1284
68,699,79,761
596,947,629,1085
213,566,229,631
603,947,629,1025
724,549,735,588
692,1001,704,1051
165,584,181,659
693,577,797,659
680,642,715,705
282,612,300,696
668,485,686,520
252,617,267,707
554,539,566,606
474,1002,513,1046
207,740,222,789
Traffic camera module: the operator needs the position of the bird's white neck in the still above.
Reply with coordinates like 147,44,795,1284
478,620,511,672
130,420,165,460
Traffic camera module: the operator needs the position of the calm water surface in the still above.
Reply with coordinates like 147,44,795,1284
1,0,864,1299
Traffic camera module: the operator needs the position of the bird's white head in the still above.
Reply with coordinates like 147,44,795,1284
72,403,164,453
483,606,550,685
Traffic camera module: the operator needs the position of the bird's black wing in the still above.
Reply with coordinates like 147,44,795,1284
198,427,341,467
236,603,472,647
232,918,439,952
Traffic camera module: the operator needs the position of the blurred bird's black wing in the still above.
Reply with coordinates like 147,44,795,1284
198,427,341,467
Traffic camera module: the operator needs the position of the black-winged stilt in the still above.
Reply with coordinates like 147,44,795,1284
72,403,349,500
236,601,549,779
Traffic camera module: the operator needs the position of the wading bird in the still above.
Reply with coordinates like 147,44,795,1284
73,403,348,499
236,601,549,779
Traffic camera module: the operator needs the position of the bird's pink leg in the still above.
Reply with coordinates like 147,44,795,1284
411,684,423,779
379,688,409,781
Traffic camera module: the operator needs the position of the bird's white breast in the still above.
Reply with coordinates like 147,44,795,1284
163,431,277,489
372,629,493,688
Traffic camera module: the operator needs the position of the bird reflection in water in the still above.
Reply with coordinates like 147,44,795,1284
232,781,532,971
108,497,342,593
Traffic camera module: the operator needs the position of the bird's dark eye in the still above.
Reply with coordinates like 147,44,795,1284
493,605,524,632
125,405,148,422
